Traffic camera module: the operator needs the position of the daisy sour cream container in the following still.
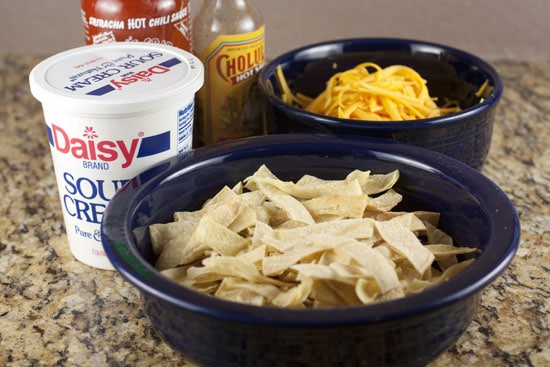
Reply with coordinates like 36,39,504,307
29,43,203,270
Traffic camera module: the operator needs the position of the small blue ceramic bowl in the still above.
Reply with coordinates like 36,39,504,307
102,134,519,367
258,38,503,169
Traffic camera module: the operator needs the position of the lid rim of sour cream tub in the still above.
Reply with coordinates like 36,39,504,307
29,42,204,115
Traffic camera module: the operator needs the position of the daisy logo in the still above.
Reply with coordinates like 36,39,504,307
46,124,172,169
83,126,98,140
83,56,183,96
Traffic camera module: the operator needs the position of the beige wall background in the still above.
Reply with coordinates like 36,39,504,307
1,0,548,61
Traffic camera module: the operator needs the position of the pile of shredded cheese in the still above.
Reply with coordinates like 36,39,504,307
277,62,461,121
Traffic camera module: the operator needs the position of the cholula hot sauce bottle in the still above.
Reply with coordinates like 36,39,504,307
192,0,266,146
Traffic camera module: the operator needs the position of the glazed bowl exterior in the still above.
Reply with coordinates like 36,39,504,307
102,134,519,367
258,38,503,169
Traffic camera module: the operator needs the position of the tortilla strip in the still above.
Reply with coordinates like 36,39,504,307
375,219,435,275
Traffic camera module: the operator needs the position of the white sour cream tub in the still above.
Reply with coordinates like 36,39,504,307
29,43,203,270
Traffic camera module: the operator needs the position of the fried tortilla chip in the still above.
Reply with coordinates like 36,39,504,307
152,165,476,308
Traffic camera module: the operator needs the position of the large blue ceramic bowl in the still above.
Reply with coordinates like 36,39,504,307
102,134,519,367
258,38,503,169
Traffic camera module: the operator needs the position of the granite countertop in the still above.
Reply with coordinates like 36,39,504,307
1,54,548,366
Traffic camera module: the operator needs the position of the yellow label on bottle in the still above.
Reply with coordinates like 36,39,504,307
196,26,265,145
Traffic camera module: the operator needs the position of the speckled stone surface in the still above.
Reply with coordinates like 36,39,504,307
1,54,548,366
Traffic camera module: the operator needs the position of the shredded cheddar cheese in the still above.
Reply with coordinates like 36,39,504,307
277,62,461,121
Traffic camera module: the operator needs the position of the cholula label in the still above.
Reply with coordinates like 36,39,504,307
196,26,265,145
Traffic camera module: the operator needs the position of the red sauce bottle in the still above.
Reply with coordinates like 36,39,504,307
81,0,191,51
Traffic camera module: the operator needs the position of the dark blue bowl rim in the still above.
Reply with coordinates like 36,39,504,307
258,37,503,130
102,134,519,327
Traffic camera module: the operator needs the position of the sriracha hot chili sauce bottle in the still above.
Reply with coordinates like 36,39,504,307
192,0,265,146
81,0,192,51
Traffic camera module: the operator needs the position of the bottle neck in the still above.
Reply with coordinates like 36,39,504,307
208,0,249,10
192,0,263,51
